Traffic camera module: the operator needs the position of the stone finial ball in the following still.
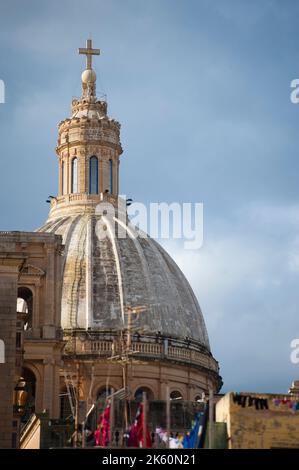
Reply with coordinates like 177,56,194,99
81,69,97,83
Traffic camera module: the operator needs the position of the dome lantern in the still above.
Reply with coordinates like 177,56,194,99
51,39,122,219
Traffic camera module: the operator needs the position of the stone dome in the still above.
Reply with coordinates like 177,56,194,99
38,209,210,350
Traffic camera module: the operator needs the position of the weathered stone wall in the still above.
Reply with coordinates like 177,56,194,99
216,392,299,449
0,232,64,448
0,252,25,448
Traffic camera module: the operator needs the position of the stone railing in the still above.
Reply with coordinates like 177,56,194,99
63,333,219,374
50,192,119,208
89,340,112,354
132,342,163,356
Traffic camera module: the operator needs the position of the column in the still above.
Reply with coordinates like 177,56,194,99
42,359,54,415
43,247,55,339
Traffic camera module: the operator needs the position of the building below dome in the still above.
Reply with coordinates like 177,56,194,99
0,39,221,449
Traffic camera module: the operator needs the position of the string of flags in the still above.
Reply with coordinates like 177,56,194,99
272,397,299,413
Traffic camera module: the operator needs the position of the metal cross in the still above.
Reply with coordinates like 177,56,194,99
78,39,100,70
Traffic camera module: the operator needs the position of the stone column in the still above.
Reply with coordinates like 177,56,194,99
117,159,120,195
58,159,63,196
102,158,109,193
43,247,55,339
52,360,62,419
42,359,54,415
66,154,70,195
32,284,40,337
113,157,118,197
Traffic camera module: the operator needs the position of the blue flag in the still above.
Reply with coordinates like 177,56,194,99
183,412,202,449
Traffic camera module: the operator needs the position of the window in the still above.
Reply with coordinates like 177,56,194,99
17,287,33,331
170,390,183,401
109,159,113,194
71,157,78,193
89,156,98,194
134,387,154,402
97,386,113,402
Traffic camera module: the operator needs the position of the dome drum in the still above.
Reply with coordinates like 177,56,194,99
62,329,222,390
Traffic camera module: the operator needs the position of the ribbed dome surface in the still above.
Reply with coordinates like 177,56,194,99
38,214,210,349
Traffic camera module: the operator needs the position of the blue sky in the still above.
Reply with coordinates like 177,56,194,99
1,0,299,392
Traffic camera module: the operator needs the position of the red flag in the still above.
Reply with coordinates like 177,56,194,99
128,404,152,448
95,402,110,447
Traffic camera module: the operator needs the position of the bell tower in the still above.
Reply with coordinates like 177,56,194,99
51,39,123,218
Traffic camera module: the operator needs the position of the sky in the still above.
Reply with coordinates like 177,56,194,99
0,0,299,393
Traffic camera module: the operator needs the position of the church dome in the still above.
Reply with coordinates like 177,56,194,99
37,39,221,394
38,209,210,350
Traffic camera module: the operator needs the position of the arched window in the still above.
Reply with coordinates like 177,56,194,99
96,386,113,403
109,159,113,194
170,390,183,401
134,387,154,402
17,287,33,331
21,367,36,423
71,157,78,193
89,156,98,194
61,161,65,195
194,395,202,403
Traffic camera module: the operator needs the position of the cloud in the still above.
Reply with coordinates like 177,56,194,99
161,202,299,392
1,0,299,393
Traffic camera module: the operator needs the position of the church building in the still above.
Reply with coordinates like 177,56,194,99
0,40,221,449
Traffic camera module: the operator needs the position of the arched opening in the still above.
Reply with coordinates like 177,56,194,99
96,386,113,403
194,394,204,403
71,157,78,193
21,367,36,422
170,390,183,401
109,159,113,194
134,387,154,402
17,287,33,331
89,156,98,194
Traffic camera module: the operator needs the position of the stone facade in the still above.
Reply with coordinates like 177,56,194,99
0,250,25,448
216,392,299,449
0,232,64,448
